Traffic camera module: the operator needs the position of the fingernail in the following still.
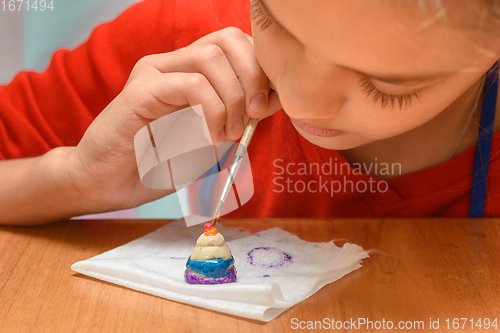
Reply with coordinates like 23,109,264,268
217,129,226,142
232,118,244,137
249,93,268,114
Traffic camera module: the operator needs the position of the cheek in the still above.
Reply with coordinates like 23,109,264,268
359,104,429,133
347,99,445,141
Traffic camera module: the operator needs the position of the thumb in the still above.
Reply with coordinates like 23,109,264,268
250,89,282,121
261,89,282,119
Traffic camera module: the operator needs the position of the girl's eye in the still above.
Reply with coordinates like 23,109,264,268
359,77,420,109
250,0,286,34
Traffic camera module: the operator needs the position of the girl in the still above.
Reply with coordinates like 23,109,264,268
0,0,499,225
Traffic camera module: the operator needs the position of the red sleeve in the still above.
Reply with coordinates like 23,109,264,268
0,0,177,160
0,0,252,160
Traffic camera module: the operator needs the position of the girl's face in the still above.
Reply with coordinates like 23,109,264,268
251,0,500,150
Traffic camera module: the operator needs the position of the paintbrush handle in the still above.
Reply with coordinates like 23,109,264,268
240,117,259,147
212,117,260,226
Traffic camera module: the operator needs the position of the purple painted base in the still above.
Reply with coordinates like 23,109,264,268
184,267,237,284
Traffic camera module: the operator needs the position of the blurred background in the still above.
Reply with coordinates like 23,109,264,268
0,0,184,220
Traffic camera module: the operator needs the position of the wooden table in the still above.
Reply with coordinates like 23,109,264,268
1,218,499,332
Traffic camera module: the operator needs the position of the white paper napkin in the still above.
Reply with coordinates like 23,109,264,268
71,220,369,322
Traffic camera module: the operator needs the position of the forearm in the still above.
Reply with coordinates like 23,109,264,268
0,147,93,226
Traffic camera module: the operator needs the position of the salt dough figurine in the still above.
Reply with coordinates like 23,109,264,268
184,222,237,284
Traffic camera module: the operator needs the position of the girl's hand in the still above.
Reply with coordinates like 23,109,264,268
67,27,282,213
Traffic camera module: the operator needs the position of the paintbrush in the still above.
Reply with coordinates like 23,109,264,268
211,117,259,226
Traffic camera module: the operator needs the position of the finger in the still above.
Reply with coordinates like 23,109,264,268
151,28,272,125
145,45,246,140
242,33,284,120
121,72,227,143
207,28,271,119
244,33,254,46
243,89,283,125
261,89,283,119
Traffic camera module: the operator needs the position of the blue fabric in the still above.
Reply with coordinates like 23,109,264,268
469,62,499,218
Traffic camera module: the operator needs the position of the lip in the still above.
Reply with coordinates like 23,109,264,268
290,117,345,137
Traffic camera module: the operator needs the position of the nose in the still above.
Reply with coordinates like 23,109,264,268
277,60,348,119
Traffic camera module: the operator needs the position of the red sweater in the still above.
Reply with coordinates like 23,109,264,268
1,0,499,218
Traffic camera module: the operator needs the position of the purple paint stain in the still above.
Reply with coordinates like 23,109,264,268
261,275,270,278
253,233,261,237
169,257,187,260
247,247,293,269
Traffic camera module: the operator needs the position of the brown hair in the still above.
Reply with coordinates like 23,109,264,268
399,0,500,29
395,0,500,51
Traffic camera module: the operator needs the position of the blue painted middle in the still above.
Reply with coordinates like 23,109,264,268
186,256,235,278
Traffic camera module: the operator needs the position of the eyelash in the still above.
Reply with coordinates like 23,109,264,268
250,0,286,34
359,77,419,109
250,0,419,109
